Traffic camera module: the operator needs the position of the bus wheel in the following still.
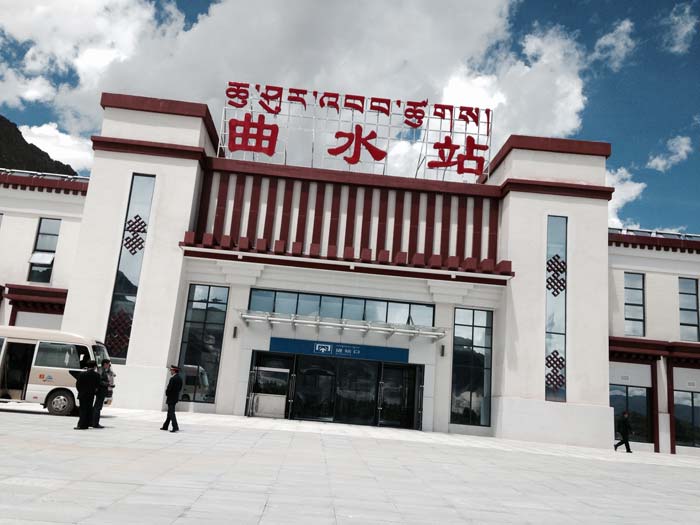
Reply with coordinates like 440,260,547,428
46,390,75,416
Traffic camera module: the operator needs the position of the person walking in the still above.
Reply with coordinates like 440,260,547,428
161,365,183,433
614,411,633,453
92,359,114,428
75,361,100,430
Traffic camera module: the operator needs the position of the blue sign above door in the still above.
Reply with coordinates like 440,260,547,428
269,337,409,363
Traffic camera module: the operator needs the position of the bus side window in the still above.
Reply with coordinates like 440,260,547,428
77,346,90,368
36,342,81,369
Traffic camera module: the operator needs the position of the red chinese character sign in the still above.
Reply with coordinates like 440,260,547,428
220,82,493,182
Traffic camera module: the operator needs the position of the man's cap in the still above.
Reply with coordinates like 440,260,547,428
86,360,97,368
101,358,111,364
169,364,180,371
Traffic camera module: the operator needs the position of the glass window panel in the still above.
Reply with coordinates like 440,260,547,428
680,293,698,310
186,302,208,323
342,298,365,320
546,292,566,334
410,304,434,326
209,286,229,304
624,305,644,320
387,302,410,324
625,320,644,337
680,309,699,325
455,308,473,326
624,288,644,305
473,310,490,327
249,289,274,312
680,324,699,342
181,322,204,344
546,216,567,258
35,233,58,252
320,296,343,318
679,278,698,295
480,369,491,426
473,327,492,348
205,304,227,324
28,265,52,283
609,384,626,420
35,342,82,369
104,296,136,363
274,292,297,314
628,387,651,443
450,366,472,425
546,333,566,355
453,345,473,367
454,325,472,347
471,346,487,368
29,252,54,265
624,273,644,289
297,294,321,316
39,218,61,235
674,391,694,446
364,300,387,322
192,285,209,302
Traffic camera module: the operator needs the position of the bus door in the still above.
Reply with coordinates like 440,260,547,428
0,340,37,401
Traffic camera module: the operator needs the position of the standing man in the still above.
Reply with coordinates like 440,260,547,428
75,361,100,430
161,365,183,433
614,411,633,453
92,359,114,429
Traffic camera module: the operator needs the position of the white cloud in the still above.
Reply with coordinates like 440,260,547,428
606,167,646,228
661,3,698,54
0,64,56,108
590,19,635,71
19,123,93,171
646,135,693,172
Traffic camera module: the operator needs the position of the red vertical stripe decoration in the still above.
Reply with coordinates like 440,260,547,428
195,171,213,241
376,189,388,253
360,187,373,251
278,180,295,251
295,181,310,244
262,178,278,243
440,195,451,260
487,198,499,260
246,175,262,240
229,174,247,242
424,193,436,257
328,184,341,249
408,192,420,258
311,182,326,245
212,173,230,243
392,190,405,258
456,196,467,260
472,197,483,260
344,186,358,250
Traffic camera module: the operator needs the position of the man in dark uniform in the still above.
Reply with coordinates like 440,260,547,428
161,365,183,433
75,361,100,430
614,410,633,453
92,359,112,428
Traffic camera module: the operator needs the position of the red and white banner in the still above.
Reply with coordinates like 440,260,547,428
220,82,493,181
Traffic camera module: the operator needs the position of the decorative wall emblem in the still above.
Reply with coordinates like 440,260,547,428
545,350,566,390
546,254,567,297
123,214,148,255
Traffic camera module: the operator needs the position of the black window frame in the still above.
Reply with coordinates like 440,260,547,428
28,217,61,283
609,383,653,443
673,389,700,448
247,288,435,327
450,307,493,427
623,272,645,337
679,278,699,342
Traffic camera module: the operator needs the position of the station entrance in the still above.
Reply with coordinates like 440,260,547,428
247,350,424,430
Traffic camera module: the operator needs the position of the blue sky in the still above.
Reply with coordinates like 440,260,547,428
0,0,697,231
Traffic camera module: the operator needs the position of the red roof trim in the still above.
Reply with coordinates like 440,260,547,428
0,171,88,196
502,179,614,201
4,284,68,306
480,135,612,183
92,136,207,167
609,336,700,358
609,233,700,254
100,93,219,151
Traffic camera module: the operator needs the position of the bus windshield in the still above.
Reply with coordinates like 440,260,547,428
92,344,110,365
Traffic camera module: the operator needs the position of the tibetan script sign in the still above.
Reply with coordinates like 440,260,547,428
219,82,493,181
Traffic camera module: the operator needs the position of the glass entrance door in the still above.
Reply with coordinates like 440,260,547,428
379,364,417,429
293,356,336,421
334,359,379,425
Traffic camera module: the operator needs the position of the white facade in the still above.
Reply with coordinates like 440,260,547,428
2,93,699,453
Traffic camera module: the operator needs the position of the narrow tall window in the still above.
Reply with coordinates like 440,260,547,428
28,218,61,283
624,273,645,337
609,384,652,443
545,216,567,402
104,175,155,364
674,390,700,447
450,308,492,426
178,284,229,403
679,278,699,342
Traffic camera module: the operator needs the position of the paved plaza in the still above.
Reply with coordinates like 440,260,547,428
1,406,699,524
